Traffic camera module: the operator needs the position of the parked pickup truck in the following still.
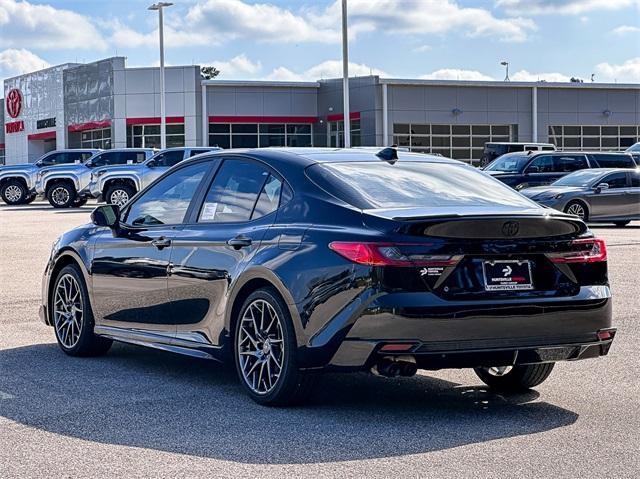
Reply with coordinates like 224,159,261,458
82,147,219,206
0,149,99,205
34,148,155,208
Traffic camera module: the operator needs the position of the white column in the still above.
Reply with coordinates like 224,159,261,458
158,6,167,149
341,0,350,148
532,86,538,142
382,83,388,147
201,84,208,147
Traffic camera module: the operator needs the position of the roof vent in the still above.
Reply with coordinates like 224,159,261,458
376,147,398,164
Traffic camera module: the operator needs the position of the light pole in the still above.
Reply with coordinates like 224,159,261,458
501,61,510,82
341,0,350,148
148,2,173,150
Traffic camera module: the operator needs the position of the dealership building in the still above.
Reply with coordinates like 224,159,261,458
1,56,639,165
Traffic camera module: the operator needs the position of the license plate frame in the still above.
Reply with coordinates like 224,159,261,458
482,260,533,291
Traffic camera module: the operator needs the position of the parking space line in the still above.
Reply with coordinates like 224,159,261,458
0,391,15,400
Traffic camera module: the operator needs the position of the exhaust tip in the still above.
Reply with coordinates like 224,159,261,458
371,355,418,378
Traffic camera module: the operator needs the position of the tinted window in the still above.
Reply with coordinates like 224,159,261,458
591,154,635,168
484,154,529,172
599,173,627,189
124,161,210,226
556,155,588,172
80,152,95,162
252,175,282,219
307,162,534,209
189,149,211,157
526,155,554,173
631,172,640,187
198,160,271,223
151,150,185,167
120,151,147,164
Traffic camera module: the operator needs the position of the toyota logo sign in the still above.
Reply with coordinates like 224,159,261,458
502,221,520,237
6,89,22,119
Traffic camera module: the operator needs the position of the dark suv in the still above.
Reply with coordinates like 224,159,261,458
484,151,637,189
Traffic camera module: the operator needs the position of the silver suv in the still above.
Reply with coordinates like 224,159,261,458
0,149,99,205
83,147,218,206
35,148,155,208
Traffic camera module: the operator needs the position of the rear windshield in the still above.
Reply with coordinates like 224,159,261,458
484,154,529,172
307,161,534,209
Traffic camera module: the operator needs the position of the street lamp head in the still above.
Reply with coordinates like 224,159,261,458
148,2,173,10
500,61,508,66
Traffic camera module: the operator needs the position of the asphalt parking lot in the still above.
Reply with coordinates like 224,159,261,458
0,201,638,478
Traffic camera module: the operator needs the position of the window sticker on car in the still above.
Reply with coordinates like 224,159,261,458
201,202,218,221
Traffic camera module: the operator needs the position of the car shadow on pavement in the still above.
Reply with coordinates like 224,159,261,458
0,342,579,464
0,206,93,213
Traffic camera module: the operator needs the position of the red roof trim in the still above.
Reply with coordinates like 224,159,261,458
28,131,56,141
126,116,185,126
327,111,360,122
68,120,111,132
208,115,318,124
0,143,5,148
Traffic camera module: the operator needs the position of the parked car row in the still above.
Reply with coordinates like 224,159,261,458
0,147,218,208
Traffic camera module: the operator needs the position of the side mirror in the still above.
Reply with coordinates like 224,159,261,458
91,204,120,228
146,160,156,168
594,183,609,193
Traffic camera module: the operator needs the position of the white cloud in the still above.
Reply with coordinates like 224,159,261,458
213,54,262,78
0,48,50,80
420,69,495,81
495,0,639,15
185,0,340,44
413,45,432,52
511,70,572,82
0,0,106,50
267,60,388,81
108,19,210,48
612,25,640,35
595,57,640,82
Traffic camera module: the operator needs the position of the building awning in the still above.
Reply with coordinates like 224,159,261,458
68,120,111,132
28,131,56,141
208,115,318,124
327,112,360,122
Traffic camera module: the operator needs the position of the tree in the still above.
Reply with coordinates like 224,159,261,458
570,77,584,83
201,66,220,79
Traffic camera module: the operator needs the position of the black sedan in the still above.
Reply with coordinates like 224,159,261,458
521,168,640,226
40,147,616,406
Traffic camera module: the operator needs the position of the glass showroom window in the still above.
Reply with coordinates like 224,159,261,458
393,123,516,164
80,128,111,149
127,124,185,148
0,148,5,165
208,123,313,148
328,119,361,147
548,125,639,151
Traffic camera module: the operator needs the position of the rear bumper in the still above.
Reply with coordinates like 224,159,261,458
301,285,614,369
327,330,616,370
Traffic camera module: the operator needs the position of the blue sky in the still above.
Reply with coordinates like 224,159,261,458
0,0,639,83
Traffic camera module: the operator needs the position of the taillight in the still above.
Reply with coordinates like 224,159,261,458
547,238,607,264
329,242,462,267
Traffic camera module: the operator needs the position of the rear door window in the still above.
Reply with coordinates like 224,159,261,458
198,160,273,223
525,155,554,173
555,155,588,172
152,150,185,167
630,172,640,187
599,173,628,189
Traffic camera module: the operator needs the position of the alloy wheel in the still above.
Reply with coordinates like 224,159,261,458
566,203,586,219
109,189,130,206
237,299,285,395
53,273,83,349
4,185,23,203
51,186,70,206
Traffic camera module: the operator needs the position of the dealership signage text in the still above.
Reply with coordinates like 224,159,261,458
5,121,24,134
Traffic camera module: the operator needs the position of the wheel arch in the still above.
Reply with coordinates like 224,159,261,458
44,175,79,194
46,250,92,326
225,268,303,354
102,176,139,197
0,175,29,190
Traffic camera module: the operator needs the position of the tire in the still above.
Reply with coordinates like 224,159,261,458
614,221,629,227
474,363,555,392
1,179,27,205
105,183,136,207
72,197,88,207
51,264,112,357
47,181,76,208
564,200,588,221
234,287,316,406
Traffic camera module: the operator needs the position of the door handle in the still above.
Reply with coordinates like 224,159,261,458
151,237,172,249
227,235,252,249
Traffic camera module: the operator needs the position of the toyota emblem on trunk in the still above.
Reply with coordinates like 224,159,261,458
502,221,520,237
